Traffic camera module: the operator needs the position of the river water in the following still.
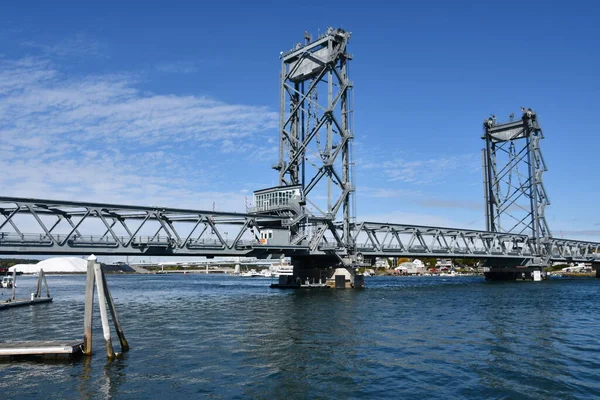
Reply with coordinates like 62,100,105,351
1,274,600,399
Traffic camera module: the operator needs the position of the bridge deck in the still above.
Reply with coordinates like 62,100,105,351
0,196,598,263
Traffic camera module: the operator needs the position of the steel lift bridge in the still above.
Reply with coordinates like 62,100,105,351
0,28,599,286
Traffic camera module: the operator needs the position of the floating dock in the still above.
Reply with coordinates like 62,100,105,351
0,297,53,310
0,268,53,310
0,340,84,360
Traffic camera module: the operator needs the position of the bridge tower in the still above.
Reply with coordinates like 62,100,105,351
256,27,359,287
275,27,355,245
482,108,551,277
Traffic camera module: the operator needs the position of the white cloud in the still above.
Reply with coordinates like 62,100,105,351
358,210,480,230
362,153,480,184
418,198,482,211
359,187,422,198
20,34,104,58
156,61,199,74
0,52,278,209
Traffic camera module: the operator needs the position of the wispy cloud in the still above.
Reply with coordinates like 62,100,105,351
156,61,199,74
358,210,482,230
418,198,482,211
552,230,600,237
359,187,422,198
362,154,480,184
0,51,278,208
21,34,104,58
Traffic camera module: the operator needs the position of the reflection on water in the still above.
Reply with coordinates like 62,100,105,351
1,275,600,399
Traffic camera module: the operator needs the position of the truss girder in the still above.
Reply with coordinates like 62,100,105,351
337,222,600,262
0,196,597,263
346,222,536,258
0,197,309,257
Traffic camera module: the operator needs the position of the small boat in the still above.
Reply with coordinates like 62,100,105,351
240,269,272,278
440,271,458,277
269,262,293,278
1,276,15,288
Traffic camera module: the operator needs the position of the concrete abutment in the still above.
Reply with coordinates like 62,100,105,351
270,256,365,289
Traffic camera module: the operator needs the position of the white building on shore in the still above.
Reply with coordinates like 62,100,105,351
394,259,426,275
9,257,88,274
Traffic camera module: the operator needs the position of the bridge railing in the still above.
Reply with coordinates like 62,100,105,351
0,232,266,249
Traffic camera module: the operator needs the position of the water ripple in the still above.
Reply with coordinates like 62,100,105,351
2,275,600,398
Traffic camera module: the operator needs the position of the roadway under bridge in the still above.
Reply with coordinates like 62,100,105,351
1,28,599,285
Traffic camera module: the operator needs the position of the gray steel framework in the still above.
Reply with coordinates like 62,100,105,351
273,27,356,260
0,196,596,264
482,109,551,247
346,222,599,263
0,28,598,272
0,196,306,257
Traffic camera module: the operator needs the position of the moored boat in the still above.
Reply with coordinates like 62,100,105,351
1,276,14,288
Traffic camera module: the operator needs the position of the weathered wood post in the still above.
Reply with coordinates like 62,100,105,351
94,262,116,359
100,271,130,352
83,255,96,355
34,269,44,298
10,270,16,301
41,269,50,298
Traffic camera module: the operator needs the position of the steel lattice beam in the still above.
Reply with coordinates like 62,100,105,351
329,221,599,263
0,197,598,263
0,196,309,257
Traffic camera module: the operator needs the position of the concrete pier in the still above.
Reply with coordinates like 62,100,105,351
484,267,545,281
270,257,365,289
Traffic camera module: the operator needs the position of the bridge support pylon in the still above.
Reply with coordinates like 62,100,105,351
593,262,600,278
483,258,546,281
270,256,364,289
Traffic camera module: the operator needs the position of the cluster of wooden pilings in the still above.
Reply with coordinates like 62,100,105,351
1,255,128,360
84,255,129,359
0,269,52,309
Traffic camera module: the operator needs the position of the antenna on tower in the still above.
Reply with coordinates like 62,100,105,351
304,31,312,44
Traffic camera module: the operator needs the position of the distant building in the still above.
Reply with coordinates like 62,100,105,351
375,258,389,268
395,259,425,275
435,259,454,270
561,263,591,273
9,257,87,274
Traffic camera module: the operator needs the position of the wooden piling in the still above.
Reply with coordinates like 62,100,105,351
10,270,16,301
94,262,115,359
42,269,50,298
1,254,129,361
101,270,129,352
83,255,96,356
35,270,42,297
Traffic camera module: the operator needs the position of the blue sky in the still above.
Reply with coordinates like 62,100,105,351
1,0,599,242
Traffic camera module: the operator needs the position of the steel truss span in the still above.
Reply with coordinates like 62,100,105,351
0,196,308,257
0,196,597,264
344,222,600,263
